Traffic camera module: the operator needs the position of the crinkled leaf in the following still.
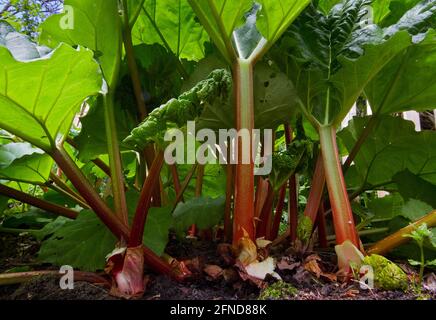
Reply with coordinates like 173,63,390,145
317,0,342,15
124,69,232,150
172,196,225,235
132,0,207,62
39,0,121,86
282,0,430,126
0,44,102,151
0,142,52,184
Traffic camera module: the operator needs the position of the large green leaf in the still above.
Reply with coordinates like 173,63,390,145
38,206,172,271
183,57,299,131
38,211,116,271
172,196,225,235
132,0,208,62
0,142,52,184
0,44,102,151
188,0,310,62
374,0,428,27
73,95,137,161
256,0,311,48
187,0,252,61
282,0,426,127
142,206,173,256
339,116,436,192
39,0,121,87
365,30,436,115
393,169,436,208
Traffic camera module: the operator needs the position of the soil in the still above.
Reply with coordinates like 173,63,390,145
0,233,434,300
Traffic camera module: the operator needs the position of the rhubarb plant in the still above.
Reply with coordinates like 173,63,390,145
188,0,311,246
274,0,435,250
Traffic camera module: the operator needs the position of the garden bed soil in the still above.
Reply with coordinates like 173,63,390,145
0,233,434,300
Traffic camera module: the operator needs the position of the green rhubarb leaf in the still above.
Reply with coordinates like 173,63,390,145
132,0,208,62
167,163,227,201
365,30,436,115
2,208,56,229
377,0,432,27
0,43,102,151
280,0,433,127
372,0,395,24
339,116,436,191
317,0,342,14
256,0,311,49
187,0,252,61
393,170,436,208
38,210,117,271
172,196,225,235
73,95,137,161
38,203,173,270
142,206,173,256
188,0,310,61
183,58,299,131
253,62,300,130
123,69,232,150
0,142,52,184
39,0,121,87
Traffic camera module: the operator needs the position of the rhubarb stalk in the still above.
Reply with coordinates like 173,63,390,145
233,59,255,245
319,126,359,247
129,151,165,247
368,210,436,256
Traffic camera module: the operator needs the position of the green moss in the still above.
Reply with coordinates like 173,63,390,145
297,215,313,243
259,281,298,300
362,254,408,291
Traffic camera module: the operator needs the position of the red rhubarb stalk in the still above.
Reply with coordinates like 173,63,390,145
224,163,234,243
129,150,165,247
303,155,326,224
233,59,255,245
288,175,299,243
317,203,329,248
270,184,287,240
319,126,359,247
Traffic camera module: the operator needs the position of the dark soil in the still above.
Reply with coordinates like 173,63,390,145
0,233,434,300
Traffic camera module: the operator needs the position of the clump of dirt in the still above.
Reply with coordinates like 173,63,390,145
4,275,113,300
0,233,40,273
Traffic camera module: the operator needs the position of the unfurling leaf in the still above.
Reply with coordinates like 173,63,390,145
335,240,365,274
124,70,232,150
107,245,146,299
